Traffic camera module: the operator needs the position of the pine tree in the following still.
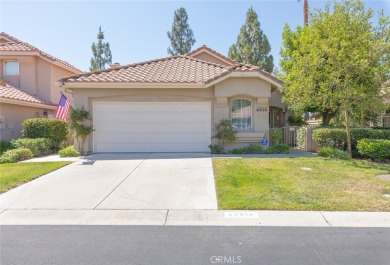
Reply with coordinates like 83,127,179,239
228,7,274,73
167,7,196,55
90,26,112,71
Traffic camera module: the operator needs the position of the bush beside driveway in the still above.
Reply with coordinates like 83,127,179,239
213,157,390,211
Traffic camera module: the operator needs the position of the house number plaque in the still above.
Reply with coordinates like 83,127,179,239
256,107,268,112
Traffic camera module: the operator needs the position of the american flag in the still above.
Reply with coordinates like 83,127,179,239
55,94,71,121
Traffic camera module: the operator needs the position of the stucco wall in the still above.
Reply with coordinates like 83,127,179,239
72,87,214,153
70,77,285,153
191,52,230,66
1,56,76,104
0,103,54,140
51,64,75,104
214,77,271,149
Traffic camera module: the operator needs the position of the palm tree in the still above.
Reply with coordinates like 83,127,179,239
298,0,309,26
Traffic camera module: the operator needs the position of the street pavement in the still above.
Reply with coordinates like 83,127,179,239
1,226,389,265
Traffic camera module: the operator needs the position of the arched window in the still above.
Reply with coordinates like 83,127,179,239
231,98,252,130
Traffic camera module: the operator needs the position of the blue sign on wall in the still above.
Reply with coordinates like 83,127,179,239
261,139,268,146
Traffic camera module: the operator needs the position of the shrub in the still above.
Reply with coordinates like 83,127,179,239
267,144,290,154
243,144,264,154
357,139,390,161
318,147,350,160
11,138,52,157
208,144,222,154
312,128,390,152
0,148,33,163
58,146,80,157
0,140,13,155
269,128,283,145
231,144,264,154
22,118,68,150
212,120,236,151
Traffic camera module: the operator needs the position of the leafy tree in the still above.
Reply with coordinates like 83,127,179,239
280,0,390,157
167,7,196,55
228,7,274,73
69,107,94,155
90,26,112,71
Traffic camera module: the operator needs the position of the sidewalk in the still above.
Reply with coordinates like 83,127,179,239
22,154,82,162
1,209,389,227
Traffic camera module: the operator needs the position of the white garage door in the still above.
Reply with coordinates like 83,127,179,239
93,102,211,152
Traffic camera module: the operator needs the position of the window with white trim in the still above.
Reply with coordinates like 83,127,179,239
4,61,19,75
231,98,252,130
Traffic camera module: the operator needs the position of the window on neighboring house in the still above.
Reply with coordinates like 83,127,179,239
231,98,252,130
4,61,19,75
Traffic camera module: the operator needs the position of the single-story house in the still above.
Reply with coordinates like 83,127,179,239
60,45,289,153
0,32,83,140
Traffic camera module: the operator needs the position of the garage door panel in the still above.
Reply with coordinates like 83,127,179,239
94,102,211,152
96,114,180,123
98,123,181,133
97,143,182,153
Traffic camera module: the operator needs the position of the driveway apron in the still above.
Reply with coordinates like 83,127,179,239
0,153,217,210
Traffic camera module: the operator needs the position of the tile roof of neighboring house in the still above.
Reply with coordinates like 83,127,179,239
61,53,284,86
0,79,55,106
185,45,237,65
0,32,83,73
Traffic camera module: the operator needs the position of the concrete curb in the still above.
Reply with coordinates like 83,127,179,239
1,210,389,227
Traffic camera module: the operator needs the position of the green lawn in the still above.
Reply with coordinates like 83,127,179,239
213,157,390,211
0,162,71,193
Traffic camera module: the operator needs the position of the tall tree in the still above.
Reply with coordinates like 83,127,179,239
298,0,309,26
228,7,274,73
167,7,196,55
90,26,112,71
280,0,390,156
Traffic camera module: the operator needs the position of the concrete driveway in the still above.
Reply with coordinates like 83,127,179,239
0,153,218,210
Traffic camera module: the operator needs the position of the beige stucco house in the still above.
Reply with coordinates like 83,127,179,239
61,45,288,153
0,32,83,140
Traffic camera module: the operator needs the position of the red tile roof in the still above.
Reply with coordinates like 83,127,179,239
61,51,283,86
185,45,237,65
0,32,83,73
0,79,55,106
62,55,230,83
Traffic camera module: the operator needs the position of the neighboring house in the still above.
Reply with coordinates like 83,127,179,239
0,32,83,140
60,45,288,153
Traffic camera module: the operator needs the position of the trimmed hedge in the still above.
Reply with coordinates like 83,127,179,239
0,140,13,155
312,128,390,152
357,139,390,161
22,118,68,150
231,144,290,154
268,144,290,154
318,147,350,160
0,148,33,163
232,144,264,154
58,146,79,157
11,138,52,157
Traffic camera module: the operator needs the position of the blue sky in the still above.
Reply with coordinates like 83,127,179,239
1,0,389,72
